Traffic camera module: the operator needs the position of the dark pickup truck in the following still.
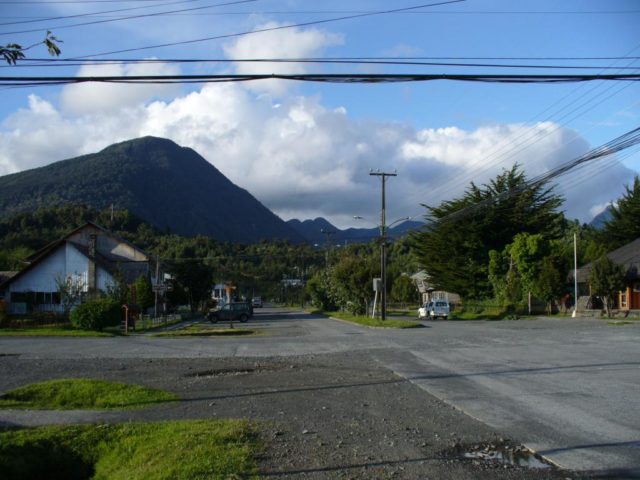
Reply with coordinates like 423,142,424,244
206,302,253,323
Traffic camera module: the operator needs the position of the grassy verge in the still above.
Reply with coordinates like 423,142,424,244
153,325,257,337
0,326,116,337
0,378,178,410
327,311,422,328
0,419,259,480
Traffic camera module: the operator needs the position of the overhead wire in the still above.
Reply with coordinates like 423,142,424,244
0,0,258,36
1,72,639,88
0,0,201,27
66,0,467,59
6,57,640,70
403,45,640,217
427,126,640,226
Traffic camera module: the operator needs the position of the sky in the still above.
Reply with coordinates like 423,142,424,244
1,0,639,229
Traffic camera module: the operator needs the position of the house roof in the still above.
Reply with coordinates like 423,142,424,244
573,237,640,283
0,222,152,290
0,271,17,284
25,221,152,264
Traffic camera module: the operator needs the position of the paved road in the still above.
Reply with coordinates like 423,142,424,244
1,307,638,477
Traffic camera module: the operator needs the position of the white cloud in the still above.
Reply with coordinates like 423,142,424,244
223,22,343,96
60,60,181,115
1,83,637,229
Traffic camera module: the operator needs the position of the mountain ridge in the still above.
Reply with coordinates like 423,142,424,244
0,136,304,243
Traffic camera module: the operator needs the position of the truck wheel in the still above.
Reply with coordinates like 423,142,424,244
209,317,218,324
239,314,248,323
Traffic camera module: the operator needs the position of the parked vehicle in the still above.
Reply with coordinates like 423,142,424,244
252,296,263,308
206,302,253,323
418,300,450,320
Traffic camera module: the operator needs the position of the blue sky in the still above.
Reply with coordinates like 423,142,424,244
1,0,639,228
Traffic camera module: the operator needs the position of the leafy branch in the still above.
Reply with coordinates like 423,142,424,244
1,31,62,65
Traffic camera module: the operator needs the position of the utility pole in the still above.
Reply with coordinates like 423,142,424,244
369,170,397,321
320,228,336,267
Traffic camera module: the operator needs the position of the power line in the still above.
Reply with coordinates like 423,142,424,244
0,0,257,36
0,0,200,27
403,46,640,215
6,57,640,70
431,126,640,225
1,73,639,87
68,0,467,59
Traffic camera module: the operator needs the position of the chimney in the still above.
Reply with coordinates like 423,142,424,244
88,234,97,293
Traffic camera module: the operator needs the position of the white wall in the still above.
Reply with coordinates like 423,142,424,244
8,243,115,293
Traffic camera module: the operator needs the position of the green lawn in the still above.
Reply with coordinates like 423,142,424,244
0,379,178,410
0,419,259,480
0,326,116,337
152,325,257,337
328,311,422,328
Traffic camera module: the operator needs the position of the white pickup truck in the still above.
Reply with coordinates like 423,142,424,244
418,300,450,320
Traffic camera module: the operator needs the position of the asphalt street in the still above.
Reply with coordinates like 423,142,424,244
0,307,638,477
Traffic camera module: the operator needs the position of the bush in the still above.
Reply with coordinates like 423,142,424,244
70,298,121,331
0,300,7,327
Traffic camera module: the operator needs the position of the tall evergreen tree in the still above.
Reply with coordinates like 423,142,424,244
600,176,640,250
411,165,564,299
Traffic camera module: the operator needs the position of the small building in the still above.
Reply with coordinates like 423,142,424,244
0,222,156,314
410,270,460,306
573,237,640,311
212,282,236,304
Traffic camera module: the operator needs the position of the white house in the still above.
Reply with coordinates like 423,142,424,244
0,222,155,314
410,270,460,306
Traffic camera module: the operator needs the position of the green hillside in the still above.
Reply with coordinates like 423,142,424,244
0,137,302,243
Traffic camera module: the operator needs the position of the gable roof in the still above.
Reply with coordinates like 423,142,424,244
25,221,150,264
574,237,640,283
0,222,152,290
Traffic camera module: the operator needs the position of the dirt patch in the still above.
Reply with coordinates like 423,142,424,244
0,351,588,479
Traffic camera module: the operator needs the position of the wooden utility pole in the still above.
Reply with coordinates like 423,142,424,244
369,170,397,321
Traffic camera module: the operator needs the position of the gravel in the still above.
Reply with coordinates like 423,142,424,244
0,350,592,479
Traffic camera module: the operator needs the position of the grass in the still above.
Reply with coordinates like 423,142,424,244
0,419,259,480
0,379,178,410
328,311,422,328
607,320,635,326
153,325,257,337
0,326,117,337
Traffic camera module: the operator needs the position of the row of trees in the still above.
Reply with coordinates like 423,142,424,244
411,165,639,315
305,239,420,315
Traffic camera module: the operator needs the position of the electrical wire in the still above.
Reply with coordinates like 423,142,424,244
6,57,640,70
0,0,257,36
0,0,201,27
67,0,467,59
402,46,640,216
430,126,640,225
1,72,639,87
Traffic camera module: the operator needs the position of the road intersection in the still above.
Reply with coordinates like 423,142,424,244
1,308,638,477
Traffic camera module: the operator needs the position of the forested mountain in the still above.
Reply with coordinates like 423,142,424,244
0,137,304,243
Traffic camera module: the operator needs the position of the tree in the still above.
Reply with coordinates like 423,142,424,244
2,31,61,65
535,255,566,315
133,275,154,313
55,273,86,316
589,255,626,317
412,165,564,299
390,274,418,305
329,253,378,315
600,176,640,250
170,261,213,312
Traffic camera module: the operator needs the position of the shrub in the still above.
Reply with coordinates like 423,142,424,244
70,298,121,331
0,300,7,327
